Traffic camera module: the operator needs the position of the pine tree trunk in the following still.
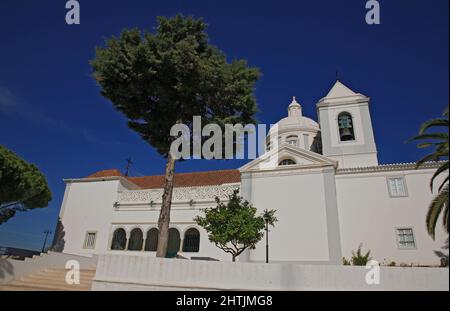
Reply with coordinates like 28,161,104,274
156,153,176,258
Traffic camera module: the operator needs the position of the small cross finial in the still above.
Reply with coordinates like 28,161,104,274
336,70,339,81
125,157,133,177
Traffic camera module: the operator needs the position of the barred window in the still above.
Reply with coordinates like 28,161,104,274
182,228,200,252
396,228,416,249
83,232,96,249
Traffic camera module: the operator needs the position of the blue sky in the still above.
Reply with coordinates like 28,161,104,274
0,0,448,250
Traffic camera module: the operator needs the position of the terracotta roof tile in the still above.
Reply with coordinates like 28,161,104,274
86,169,240,189
87,169,123,178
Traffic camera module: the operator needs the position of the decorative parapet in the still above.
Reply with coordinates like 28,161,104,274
118,183,240,204
336,161,444,175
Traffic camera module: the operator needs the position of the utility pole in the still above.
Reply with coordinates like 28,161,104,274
125,157,133,177
42,229,52,253
265,209,269,264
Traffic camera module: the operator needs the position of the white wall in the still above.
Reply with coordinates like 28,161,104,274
59,180,121,256
244,168,334,263
336,168,447,266
91,254,449,291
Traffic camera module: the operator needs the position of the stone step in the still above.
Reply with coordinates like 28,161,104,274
18,276,93,288
2,267,96,291
43,267,96,273
10,280,91,291
0,284,53,291
36,269,96,278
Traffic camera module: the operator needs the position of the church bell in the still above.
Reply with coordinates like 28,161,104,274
340,127,354,141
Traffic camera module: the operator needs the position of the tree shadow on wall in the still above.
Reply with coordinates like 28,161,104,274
50,218,65,252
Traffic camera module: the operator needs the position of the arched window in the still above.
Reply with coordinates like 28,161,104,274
144,228,159,251
279,159,296,166
286,135,298,146
338,112,355,141
166,228,181,258
182,228,200,252
128,228,143,251
111,228,127,250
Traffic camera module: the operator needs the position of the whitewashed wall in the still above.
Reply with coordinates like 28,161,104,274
242,167,339,263
59,180,122,256
336,167,447,266
91,254,449,291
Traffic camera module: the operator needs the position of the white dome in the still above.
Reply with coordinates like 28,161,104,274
266,97,321,153
268,97,319,135
270,115,320,134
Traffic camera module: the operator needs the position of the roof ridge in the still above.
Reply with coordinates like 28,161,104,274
127,168,239,179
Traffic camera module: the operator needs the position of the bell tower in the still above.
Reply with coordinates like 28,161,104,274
316,80,378,168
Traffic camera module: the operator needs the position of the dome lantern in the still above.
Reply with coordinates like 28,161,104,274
288,96,302,117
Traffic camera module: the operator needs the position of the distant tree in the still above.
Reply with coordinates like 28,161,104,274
409,107,449,239
91,15,260,258
0,145,52,224
350,244,372,266
195,190,276,262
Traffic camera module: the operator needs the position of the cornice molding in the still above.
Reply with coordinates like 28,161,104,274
336,161,444,175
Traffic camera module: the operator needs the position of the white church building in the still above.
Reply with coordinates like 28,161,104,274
53,81,447,266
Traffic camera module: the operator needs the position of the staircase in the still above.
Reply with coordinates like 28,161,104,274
0,267,96,291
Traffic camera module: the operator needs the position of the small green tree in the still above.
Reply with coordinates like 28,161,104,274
195,190,276,262
350,244,372,266
91,15,260,258
0,145,52,224
409,107,449,239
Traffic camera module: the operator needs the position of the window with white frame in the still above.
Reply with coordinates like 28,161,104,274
83,232,97,249
388,177,407,197
396,228,416,249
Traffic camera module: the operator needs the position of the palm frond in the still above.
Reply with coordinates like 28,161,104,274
416,152,444,167
426,184,449,239
409,132,448,142
443,201,449,234
430,162,449,191
439,176,449,192
419,119,449,134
